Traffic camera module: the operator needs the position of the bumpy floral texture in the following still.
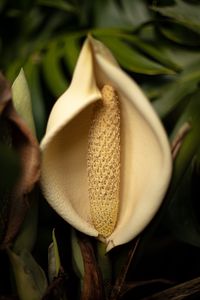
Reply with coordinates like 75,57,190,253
40,36,172,251
87,85,120,239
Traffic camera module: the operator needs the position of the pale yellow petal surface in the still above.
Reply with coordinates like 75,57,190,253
41,37,172,250
41,40,101,237
89,37,172,250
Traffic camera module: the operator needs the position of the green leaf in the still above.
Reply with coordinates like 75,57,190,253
119,0,151,28
164,161,200,247
153,81,195,118
37,0,77,13
152,0,200,34
71,229,84,279
6,60,25,83
132,90,200,265
52,229,61,274
164,47,200,69
141,77,174,100
120,34,181,72
93,29,181,72
162,90,200,246
42,42,68,97
8,249,48,300
159,23,200,46
13,196,38,254
97,36,176,75
169,90,200,195
96,241,112,290
153,59,200,117
24,60,46,140
63,37,80,74
94,0,151,30
12,69,36,135
48,228,61,282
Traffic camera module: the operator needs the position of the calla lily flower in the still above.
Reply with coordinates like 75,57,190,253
40,36,172,251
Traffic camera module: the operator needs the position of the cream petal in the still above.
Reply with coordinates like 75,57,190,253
41,36,172,249
41,39,101,237
88,37,172,251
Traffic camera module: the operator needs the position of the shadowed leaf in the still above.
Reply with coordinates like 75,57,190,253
158,23,200,46
48,229,61,282
0,72,40,247
152,0,200,34
94,0,150,30
42,42,68,97
38,0,77,13
13,194,38,254
93,29,181,72
153,59,200,117
78,233,106,300
24,60,47,140
8,249,47,300
140,276,200,300
164,161,200,247
98,36,176,75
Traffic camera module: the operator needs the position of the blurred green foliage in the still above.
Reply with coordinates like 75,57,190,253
1,0,200,299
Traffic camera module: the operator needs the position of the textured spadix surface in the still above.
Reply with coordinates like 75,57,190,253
88,84,120,239
40,36,172,251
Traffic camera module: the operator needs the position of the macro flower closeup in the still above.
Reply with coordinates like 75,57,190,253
40,36,172,251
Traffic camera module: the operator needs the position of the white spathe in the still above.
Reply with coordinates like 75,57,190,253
40,36,172,251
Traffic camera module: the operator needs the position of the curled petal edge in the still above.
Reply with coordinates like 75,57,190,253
41,37,172,251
